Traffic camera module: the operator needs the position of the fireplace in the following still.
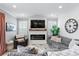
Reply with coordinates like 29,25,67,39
29,31,47,44
31,35,45,40
28,18,47,44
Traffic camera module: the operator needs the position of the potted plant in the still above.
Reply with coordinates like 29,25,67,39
50,25,60,36
50,25,61,42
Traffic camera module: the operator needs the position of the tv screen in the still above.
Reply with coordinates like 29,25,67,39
31,20,45,28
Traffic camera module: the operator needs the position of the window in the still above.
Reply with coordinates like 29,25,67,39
18,20,27,35
48,20,57,36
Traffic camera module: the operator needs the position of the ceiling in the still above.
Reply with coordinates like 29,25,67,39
0,3,79,18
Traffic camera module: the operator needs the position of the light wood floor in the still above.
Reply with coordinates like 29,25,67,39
2,43,14,56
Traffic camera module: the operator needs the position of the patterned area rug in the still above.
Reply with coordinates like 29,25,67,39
3,44,61,56
7,44,49,56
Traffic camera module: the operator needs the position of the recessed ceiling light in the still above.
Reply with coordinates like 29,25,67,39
58,5,63,9
21,13,25,17
50,14,54,17
12,5,16,8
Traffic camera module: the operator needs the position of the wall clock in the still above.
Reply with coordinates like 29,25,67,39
65,18,78,33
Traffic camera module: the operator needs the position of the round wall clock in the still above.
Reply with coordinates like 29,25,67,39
65,18,78,33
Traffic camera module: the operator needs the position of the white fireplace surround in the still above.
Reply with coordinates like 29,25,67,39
28,18,47,44
29,31,47,44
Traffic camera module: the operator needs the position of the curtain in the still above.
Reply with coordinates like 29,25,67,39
0,12,7,56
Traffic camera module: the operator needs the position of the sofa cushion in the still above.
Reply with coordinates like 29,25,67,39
17,39,25,42
59,43,68,49
61,36,72,46
52,41,61,48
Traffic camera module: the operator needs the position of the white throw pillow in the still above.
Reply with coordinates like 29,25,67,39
72,44,79,50
69,39,77,49
69,39,79,53
47,51,53,56
17,45,29,53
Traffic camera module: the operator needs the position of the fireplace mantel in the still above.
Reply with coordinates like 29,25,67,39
29,28,47,31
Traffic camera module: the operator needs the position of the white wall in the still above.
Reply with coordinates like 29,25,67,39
58,6,79,39
6,13,17,43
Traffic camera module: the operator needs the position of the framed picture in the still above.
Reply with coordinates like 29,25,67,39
6,23,16,31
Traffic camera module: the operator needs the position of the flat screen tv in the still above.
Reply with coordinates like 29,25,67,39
31,20,45,28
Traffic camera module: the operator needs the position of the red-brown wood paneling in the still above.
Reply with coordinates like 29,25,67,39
0,12,7,56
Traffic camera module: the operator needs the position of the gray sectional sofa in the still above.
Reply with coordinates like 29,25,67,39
48,36,72,51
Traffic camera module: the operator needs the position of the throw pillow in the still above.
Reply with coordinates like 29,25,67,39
17,45,30,53
69,39,79,49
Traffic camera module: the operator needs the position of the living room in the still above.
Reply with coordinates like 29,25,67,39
0,3,79,56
